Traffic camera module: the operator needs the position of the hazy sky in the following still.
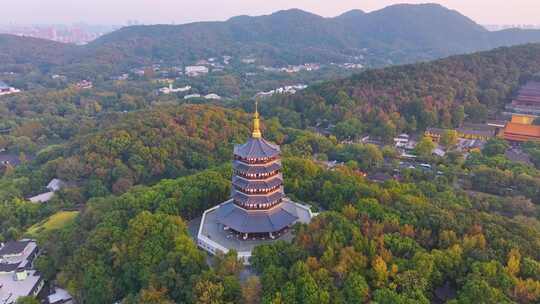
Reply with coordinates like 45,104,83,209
2,0,539,25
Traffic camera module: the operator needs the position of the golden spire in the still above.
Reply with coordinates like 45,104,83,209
252,99,262,138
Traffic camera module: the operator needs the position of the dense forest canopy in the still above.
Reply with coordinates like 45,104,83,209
263,43,540,140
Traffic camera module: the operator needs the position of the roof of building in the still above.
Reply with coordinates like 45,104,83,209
28,191,55,203
233,160,281,175
234,138,280,159
0,240,38,273
215,200,299,233
232,174,283,190
0,154,21,166
503,122,540,141
47,178,65,191
48,287,73,304
0,270,42,304
457,123,497,137
0,240,32,256
232,189,284,205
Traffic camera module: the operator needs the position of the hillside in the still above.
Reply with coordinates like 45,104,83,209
263,43,540,139
83,3,540,66
3,4,540,72
0,34,76,70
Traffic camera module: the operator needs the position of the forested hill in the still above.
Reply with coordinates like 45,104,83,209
3,4,540,72
68,4,540,66
263,43,540,140
0,34,76,69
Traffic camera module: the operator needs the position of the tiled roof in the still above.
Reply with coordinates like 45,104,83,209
0,240,31,256
232,189,284,205
232,174,283,190
215,200,299,233
233,160,281,175
234,138,280,159
503,122,540,142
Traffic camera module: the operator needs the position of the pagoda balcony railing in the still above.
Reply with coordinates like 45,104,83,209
233,185,282,195
235,198,283,210
234,155,279,164
233,170,280,180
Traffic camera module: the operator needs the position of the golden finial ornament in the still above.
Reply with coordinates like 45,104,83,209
252,99,262,138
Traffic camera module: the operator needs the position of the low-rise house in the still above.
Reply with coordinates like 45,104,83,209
0,81,21,96
159,84,191,94
0,153,21,167
47,179,66,192
425,128,445,142
184,94,202,100
28,192,55,203
47,287,74,304
394,133,410,148
204,93,221,100
28,178,65,203
74,80,93,89
185,66,209,77
51,74,67,81
425,124,495,142
456,124,497,140
0,239,44,304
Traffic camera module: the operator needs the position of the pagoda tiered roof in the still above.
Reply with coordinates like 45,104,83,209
215,199,300,233
232,189,285,206
232,174,283,191
233,159,281,175
234,137,280,159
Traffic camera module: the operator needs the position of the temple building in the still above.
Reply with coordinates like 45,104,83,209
197,104,315,263
502,122,540,142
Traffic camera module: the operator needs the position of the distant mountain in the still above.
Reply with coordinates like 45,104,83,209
2,3,540,71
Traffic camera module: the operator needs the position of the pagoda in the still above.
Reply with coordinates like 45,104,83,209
197,103,314,263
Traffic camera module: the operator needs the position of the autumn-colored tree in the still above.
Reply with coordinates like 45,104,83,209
194,280,225,304
242,276,262,304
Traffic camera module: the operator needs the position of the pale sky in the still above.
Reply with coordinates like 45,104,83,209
2,0,539,25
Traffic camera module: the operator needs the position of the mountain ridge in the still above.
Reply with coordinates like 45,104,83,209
2,4,540,72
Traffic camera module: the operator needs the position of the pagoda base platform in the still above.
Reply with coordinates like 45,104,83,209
197,199,314,264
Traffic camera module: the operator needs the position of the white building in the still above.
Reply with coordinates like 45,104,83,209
0,239,44,304
204,93,221,100
48,287,74,304
74,80,93,89
0,81,21,96
185,66,209,77
28,178,65,203
184,94,202,100
394,133,410,148
255,84,308,99
159,84,192,95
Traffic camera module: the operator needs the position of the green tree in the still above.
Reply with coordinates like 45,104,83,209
343,273,369,303
440,130,458,151
414,136,435,159
15,297,39,304
482,138,509,157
